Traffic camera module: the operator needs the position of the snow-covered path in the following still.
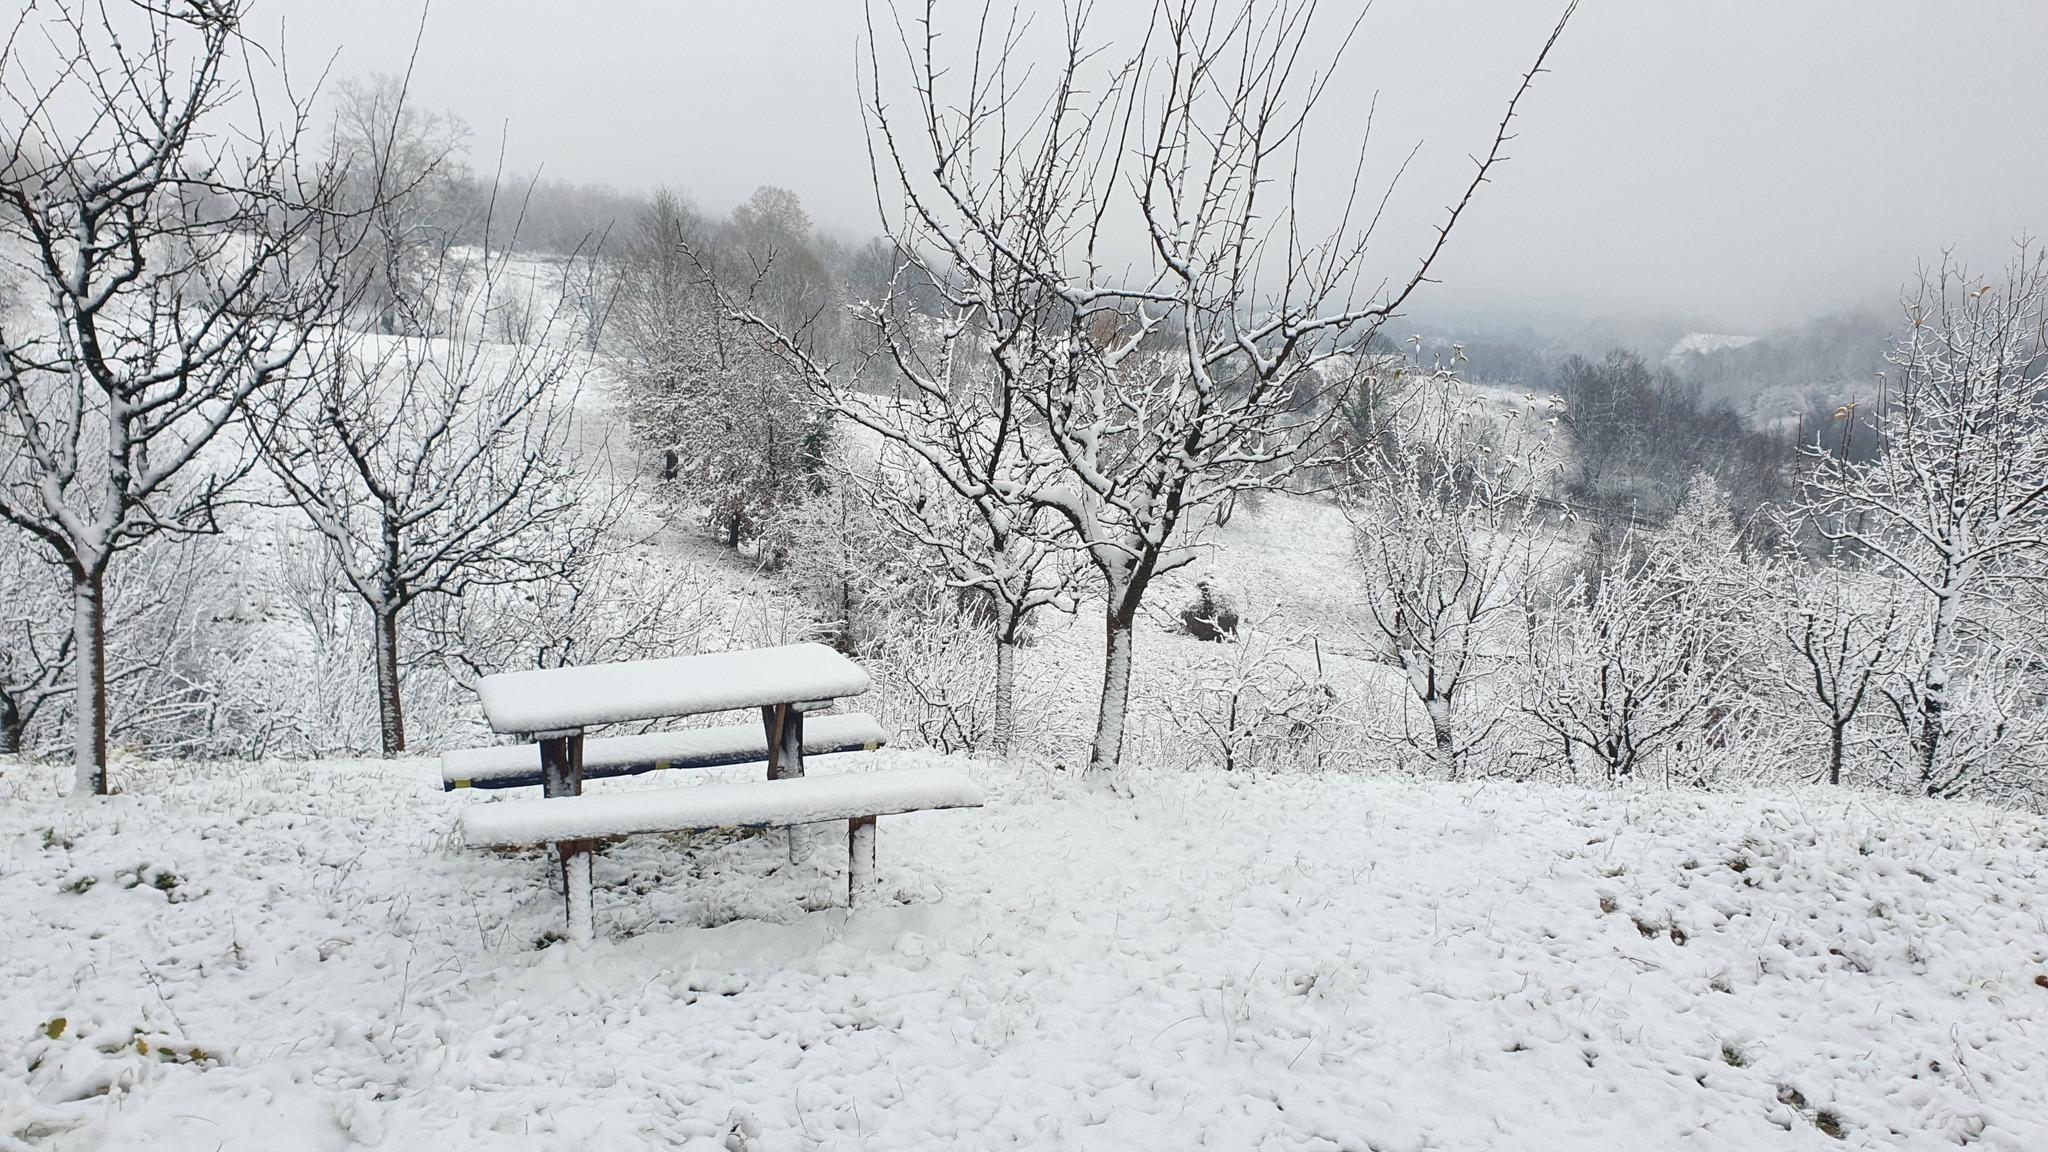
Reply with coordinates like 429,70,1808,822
4,755,2045,1150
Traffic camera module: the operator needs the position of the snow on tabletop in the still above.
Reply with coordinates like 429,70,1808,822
441,712,888,784
476,642,870,734
8,752,2048,1151
459,766,984,845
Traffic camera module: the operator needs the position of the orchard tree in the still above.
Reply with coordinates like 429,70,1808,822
1350,368,1558,775
1794,247,2048,790
862,443,1080,754
0,538,70,755
0,0,346,794
328,72,474,335
1775,561,1902,786
1523,511,1741,784
727,0,1576,776
263,226,595,756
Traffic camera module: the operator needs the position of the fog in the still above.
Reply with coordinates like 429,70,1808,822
263,0,2048,333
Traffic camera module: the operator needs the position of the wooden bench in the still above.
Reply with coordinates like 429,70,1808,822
461,767,985,944
440,711,889,791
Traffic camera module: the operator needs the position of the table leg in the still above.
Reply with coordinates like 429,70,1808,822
541,734,585,797
542,734,590,939
761,703,805,780
762,704,816,864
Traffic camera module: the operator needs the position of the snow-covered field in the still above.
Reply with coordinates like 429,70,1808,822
5,752,2045,1150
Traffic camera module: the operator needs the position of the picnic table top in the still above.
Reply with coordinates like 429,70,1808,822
477,642,871,735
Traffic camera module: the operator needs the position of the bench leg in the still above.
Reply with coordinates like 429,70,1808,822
848,816,877,907
562,840,594,946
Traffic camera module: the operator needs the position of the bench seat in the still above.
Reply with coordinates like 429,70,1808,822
441,712,888,791
460,766,983,846
462,766,985,944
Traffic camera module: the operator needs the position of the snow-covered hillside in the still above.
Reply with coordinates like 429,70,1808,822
4,754,2045,1150
1670,332,1761,358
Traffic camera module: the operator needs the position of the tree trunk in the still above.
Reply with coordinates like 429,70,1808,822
373,605,406,756
1087,595,1138,775
71,568,108,796
1917,584,1960,791
0,688,22,756
1426,695,1456,778
991,628,1018,756
1828,720,1845,786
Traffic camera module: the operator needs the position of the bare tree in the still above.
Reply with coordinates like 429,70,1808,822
860,442,1079,753
726,0,1575,776
611,188,703,359
424,530,710,692
1793,247,2048,789
1162,614,1339,773
727,185,838,350
1349,366,1558,775
0,0,346,793
0,535,70,754
1523,516,1740,784
328,71,474,335
1776,561,1902,786
262,222,595,755
621,195,827,547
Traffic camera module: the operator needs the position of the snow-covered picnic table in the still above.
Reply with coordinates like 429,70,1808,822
477,643,873,736
468,643,873,799
454,642,982,944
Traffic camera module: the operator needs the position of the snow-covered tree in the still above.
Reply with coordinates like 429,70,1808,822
725,186,838,353
729,0,1575,776
1350,368,1559,775
859,444,1079,754
1793,248,2048,790
1523,490,1745,784
0,538,70,755
327,72,474,336
424,533,712,694
1774,560,1904,786
618,200,827,548
0,1,346,793
1162,616,1340,774
262,232,594,756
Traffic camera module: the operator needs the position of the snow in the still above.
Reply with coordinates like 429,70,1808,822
440,712,889,788
459,766,985,846
5,753,2046,1150
476,643,871,734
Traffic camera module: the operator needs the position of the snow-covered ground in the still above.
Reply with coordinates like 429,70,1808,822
5,752,2045,1150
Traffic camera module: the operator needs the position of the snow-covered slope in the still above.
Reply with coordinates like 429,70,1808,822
1670,332,1761,357
4,754,2045,1150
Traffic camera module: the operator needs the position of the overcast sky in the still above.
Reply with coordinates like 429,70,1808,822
259,1,2048,334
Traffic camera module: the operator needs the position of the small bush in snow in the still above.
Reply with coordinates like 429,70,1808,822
1178,580,1241,643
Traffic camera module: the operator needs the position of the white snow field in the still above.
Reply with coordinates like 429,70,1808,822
4,753,2046,1150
